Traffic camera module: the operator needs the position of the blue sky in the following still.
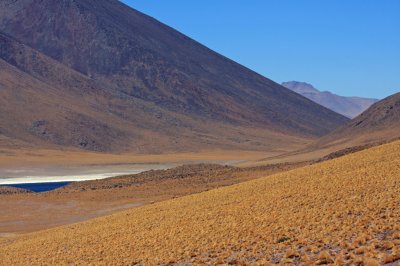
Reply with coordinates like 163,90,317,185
122,0,399,99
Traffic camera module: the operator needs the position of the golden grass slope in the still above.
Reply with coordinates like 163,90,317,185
1,141,400,265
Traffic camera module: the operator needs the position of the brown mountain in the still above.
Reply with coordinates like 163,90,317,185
0,0,348,153
315,92,400,149
282,81,378,118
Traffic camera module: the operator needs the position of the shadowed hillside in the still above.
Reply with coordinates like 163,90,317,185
248,92,400,165
0,0,348,152
315,92,400,149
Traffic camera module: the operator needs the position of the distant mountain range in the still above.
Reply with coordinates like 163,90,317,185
0,0,348,153
282,81,378,118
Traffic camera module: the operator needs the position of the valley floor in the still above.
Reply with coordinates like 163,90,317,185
0,141,399,265
0,163,305,235
0,148,276,168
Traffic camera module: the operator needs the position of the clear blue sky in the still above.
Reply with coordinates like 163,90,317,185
122,0,399,99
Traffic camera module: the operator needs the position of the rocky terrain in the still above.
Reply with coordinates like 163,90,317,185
57,163,307,193
0,0,348,153
0,186,32,195
0,1,397,265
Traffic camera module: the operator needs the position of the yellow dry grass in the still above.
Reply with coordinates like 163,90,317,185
1,141,400,265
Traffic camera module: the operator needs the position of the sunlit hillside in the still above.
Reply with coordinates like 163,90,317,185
1,141,400,265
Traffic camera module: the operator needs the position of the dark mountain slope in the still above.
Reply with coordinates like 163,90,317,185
0,0,348,152
315,92,400,149
282,81,378,118
0,31,308,153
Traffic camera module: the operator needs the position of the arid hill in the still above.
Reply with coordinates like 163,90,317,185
282,81,378,118
0,163,308,234
0,186,31,195
1,140,399,265
315,92,400,149
0,0,348,153
249,92,400,165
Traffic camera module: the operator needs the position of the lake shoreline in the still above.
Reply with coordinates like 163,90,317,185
0,163,175,185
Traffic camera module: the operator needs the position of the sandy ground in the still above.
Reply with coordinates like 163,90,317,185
0,143,376,237
0,148,275,167
0,163,306,235
0,148,295,235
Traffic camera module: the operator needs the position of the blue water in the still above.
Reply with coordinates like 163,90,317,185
1,181,71,192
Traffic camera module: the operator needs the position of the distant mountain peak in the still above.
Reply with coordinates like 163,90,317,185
282,81,379,118
282,81,319,94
